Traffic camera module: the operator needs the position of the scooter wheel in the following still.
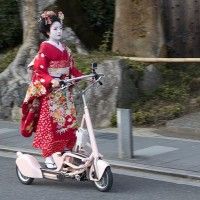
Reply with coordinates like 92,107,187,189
94,167,113,192
16,165,34,185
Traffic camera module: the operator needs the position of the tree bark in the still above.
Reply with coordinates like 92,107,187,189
0,0,39,120
112,0,166,57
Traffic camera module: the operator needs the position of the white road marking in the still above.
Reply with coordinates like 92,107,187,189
134,145,178,156
0,128,18,134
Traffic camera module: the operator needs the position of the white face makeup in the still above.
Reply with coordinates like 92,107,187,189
49,21,63,42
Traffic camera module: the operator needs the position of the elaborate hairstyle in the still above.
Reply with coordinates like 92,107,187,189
38,11,64,38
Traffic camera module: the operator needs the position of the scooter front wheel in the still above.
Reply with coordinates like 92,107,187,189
94,167,113,192
16,166,34,185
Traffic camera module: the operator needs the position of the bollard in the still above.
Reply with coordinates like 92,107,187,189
117,108,133,159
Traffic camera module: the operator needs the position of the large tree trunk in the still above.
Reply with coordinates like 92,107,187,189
162,0,200,57
0,0,38,120
112,0,166,57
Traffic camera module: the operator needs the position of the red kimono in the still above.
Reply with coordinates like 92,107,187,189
20,41,82,157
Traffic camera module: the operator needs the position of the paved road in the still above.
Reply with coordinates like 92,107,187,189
2,120,200,178
1,155,200,200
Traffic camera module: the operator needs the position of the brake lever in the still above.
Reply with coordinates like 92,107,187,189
59,80,66,87
94,73,103,85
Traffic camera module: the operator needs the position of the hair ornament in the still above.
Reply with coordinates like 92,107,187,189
39,11,64,25
58,11,64,25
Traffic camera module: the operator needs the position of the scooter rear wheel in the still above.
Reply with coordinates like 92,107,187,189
94,167,113,192
16,165,34,185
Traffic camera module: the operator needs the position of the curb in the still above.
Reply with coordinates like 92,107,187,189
165,126,200,136
109,160,200,181
0,145,40,156
1,145,200,181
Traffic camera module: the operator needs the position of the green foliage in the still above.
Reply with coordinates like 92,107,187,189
81,0,114,31
74,51,114,73
0,47,19,73
156,84,188,102
134,111,154,125
159,64,200,85
134,103,184,126
110,113,117,127
189,78,200,92
129,64,200,126
80,0,115,49
196,96,200,105
55,0,115,50
99,30,113,52
126,60,147,77
0,0,22,52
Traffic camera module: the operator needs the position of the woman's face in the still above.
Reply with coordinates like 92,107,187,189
49,21,63,41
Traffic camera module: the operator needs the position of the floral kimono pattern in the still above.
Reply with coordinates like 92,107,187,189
20,41,82,157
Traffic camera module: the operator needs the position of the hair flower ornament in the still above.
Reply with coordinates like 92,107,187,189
58,11,64,25
39,11,64,25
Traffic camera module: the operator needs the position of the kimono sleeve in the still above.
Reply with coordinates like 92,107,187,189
33,43,53,88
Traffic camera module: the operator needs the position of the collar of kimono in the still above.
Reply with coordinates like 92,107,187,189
46,40,65,52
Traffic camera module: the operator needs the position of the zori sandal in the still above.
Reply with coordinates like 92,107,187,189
45,156,57,169
45,162,57,169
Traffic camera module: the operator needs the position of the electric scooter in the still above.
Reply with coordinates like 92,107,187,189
16,63,113,192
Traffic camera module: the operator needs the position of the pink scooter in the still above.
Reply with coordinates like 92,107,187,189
16,64,113,192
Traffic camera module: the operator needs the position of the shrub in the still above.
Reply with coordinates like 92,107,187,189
110,113,117,127
0,0,22,52
133,103,184,126
156,84,188,102
0,47,19,73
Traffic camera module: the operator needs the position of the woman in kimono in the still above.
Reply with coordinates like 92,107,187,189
20,11,83,168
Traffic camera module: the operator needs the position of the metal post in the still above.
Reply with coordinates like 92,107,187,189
117,108,133,159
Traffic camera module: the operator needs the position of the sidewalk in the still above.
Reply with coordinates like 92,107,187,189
1,120,200,180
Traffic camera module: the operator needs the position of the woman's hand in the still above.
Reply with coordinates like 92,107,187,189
51,79,60,88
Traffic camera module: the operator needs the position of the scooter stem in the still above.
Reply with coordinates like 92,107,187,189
82,93,99,159
85,107,99,158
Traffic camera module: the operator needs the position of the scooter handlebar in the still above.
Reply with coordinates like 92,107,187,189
59,73,104,86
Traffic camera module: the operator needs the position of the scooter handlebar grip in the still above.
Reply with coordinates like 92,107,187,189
99,81,103,85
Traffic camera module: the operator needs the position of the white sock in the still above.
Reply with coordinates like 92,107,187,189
45,156,54,164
